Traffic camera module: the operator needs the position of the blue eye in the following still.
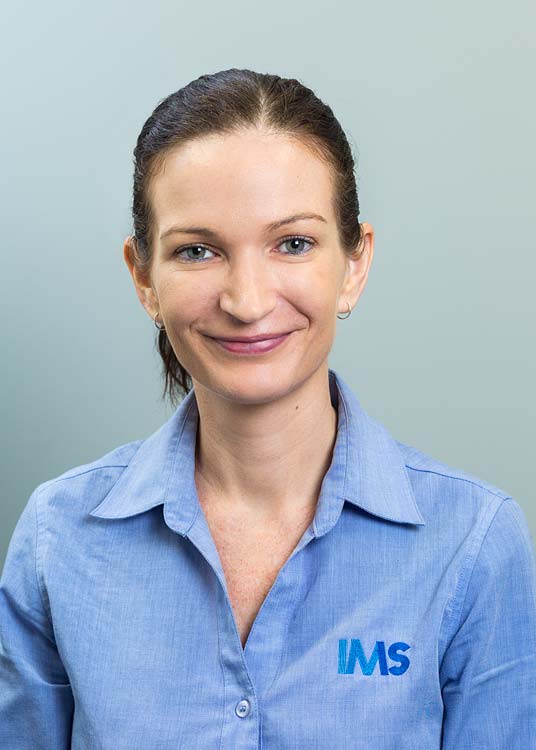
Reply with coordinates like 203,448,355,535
173,235,315,263
174,245,216,263
278,236,315,255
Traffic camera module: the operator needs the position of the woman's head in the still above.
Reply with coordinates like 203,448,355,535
124,68,374,407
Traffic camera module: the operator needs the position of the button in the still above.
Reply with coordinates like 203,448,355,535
235,698,251,718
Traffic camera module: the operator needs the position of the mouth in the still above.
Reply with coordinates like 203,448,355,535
207,331,293,355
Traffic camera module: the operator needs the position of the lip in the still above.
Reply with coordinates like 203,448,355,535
210,332,292,342
208,331,293,355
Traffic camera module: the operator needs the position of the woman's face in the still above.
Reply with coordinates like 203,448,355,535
125,128,373,405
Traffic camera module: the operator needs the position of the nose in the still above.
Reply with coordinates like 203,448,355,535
218,253,277,322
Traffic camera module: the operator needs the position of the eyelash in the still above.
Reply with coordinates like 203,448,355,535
173,235,315,263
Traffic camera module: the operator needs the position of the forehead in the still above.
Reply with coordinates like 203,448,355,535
149,129,336,235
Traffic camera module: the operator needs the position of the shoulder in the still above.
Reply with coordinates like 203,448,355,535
396,439,512,507
30,438,145,517
395,437,514,534
396,439,510,500
395,440,536,628
4,438,147,615
395,438,533,564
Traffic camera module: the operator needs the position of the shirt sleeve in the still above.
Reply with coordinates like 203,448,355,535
0,485,74,749
439,496,536,748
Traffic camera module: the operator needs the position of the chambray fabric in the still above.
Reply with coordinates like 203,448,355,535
1,368,535,749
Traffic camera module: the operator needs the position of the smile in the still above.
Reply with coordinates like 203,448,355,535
208,332,292,355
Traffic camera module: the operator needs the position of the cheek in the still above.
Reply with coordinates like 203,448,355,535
292,273,339,316
158,276,209,323
279,262,338,300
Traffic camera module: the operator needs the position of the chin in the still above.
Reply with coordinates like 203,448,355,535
200,365,299,405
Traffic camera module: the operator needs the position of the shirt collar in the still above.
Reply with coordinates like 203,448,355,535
89,368,425,531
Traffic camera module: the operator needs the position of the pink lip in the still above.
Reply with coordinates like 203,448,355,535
210,332,292,354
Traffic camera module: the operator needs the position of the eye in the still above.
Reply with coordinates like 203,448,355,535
173,234,315,263
277,235,315,256
173,245,217,263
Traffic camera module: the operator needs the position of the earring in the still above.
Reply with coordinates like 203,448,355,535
154,311,165,331
337,301,352,320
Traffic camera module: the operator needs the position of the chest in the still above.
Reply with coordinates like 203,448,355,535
58,503,448,749
200,503,315,649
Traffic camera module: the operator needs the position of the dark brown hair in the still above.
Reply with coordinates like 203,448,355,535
129,67,364,407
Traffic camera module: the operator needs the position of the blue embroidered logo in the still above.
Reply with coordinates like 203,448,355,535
338,639,411,676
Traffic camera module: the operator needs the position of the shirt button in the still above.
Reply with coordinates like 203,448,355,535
235,699,251,718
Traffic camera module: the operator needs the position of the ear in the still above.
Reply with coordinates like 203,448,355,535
337,222,374,315
123,236,159,320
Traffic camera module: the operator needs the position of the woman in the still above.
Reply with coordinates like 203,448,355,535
1,68,535,749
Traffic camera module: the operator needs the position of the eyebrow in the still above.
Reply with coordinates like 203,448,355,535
159,212,327,241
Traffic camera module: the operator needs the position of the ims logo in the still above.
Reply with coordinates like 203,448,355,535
338,639,411,676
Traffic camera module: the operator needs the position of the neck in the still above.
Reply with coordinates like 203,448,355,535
192,366,338,523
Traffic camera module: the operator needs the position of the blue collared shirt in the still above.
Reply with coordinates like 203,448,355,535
1,368,536,749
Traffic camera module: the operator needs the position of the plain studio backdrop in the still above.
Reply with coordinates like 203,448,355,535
0,0,534,568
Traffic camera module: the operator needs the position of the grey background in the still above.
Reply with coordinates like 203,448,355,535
2,0,535,569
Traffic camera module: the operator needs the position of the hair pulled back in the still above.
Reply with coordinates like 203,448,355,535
130,68,363,406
